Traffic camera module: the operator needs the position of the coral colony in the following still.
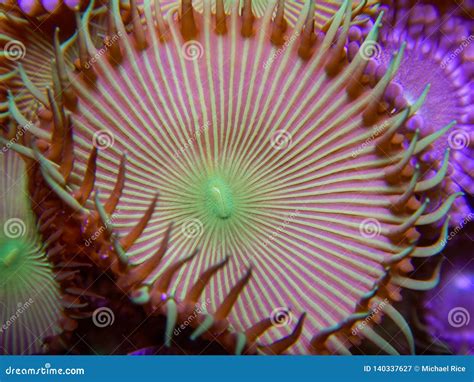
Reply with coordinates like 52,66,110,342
0,0,472,355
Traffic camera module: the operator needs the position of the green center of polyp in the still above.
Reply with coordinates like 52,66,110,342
206,177,234,219
0,238,24,269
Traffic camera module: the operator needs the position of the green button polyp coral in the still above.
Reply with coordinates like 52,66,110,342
205,176,234,220
0,151,62,355
0,0,459,355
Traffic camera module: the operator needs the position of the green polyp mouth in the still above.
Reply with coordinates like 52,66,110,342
0,238,25,269
205,176,234,220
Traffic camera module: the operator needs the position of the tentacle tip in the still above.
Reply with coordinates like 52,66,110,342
375,10,384,21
